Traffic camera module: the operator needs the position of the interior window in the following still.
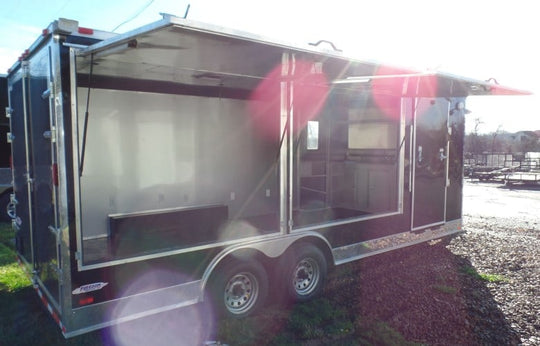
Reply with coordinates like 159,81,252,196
307,121,319,150
295,92,402,227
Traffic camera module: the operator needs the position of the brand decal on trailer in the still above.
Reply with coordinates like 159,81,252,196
72,282,108,295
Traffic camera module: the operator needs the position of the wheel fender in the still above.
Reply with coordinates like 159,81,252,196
200,232,333,297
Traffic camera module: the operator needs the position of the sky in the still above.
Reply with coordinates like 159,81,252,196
1,0,538,134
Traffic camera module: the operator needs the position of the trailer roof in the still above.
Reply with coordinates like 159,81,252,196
76,14,530,98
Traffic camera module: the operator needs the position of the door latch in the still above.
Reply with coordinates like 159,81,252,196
7,194,17,219
439,148,447,161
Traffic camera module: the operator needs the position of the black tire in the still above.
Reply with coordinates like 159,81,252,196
209,259,268,318
283,244,327,302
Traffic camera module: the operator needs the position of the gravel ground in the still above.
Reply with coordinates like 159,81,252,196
449,182,540,345
323,181,539,346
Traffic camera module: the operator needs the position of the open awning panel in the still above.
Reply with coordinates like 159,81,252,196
76,16,530,99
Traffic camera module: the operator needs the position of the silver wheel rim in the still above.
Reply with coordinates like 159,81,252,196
293,257,320,296
224,272,259,315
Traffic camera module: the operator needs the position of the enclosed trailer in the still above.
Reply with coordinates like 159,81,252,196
6,15,528,337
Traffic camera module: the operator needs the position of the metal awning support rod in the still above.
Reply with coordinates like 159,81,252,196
79,53,93,177
332,72,436,84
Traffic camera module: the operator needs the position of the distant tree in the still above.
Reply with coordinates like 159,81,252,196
490,125,504,153
465,128,540,156
465,117,487,154
517,131,540,153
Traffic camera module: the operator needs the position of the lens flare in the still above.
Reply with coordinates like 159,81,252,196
248,60,328,139
372,65,438,119
106,269,215,345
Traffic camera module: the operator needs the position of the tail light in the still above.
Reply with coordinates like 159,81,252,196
78,296,94,306
52,163,58,186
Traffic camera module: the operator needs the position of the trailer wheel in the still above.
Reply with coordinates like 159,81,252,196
283,244,327,302
210,259,268,318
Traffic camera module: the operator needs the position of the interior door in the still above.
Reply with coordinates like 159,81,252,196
412,98,449,230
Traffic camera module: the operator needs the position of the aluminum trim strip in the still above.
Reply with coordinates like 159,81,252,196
78,231,281,271
411,221,446,232
21,61,36,265
398,98,406,212
107,204,226,219
333,219,462,265
66,280,201,338
292,210,403,233
69,48,85,272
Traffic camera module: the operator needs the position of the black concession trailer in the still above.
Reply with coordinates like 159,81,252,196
5,15,529,337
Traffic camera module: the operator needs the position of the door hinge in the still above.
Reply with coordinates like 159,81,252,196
22,61,30,77
5,107,12,118
48,225,61,237
41,89,51,99
25,173,34,191
43,127,56,142
7,194,17,220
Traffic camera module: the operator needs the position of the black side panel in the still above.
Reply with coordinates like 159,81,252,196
110,205,228,258
28,65,58,305
28,74,55,265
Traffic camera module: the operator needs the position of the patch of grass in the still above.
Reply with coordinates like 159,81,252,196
478,273,508,283
354,318,424,346
460,265,508,283
0,241,31,292
217,298,356,345
0,222,14,246
0,223,102,345
0,260,32,292
433,284,458,295
218,309,288,346
0,242,15,265
216,298,420,346
286,297,353,340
